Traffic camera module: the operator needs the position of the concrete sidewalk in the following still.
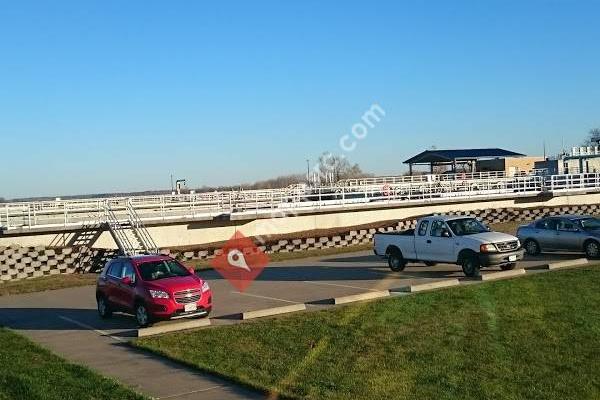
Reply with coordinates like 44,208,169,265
0,286,263,400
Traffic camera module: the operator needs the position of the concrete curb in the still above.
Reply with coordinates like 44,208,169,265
242,303,306,320
477,269,526,281
137,318,211,337
394,278,460,293
332,290,390,305
546,258,589,270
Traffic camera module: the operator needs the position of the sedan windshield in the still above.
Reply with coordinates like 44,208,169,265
138,260,190,281
447,218,489,236
578,218,600,231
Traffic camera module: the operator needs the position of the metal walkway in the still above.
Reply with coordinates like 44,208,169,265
2,172,600,231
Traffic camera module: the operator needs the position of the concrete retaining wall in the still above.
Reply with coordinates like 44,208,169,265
0,246,117,282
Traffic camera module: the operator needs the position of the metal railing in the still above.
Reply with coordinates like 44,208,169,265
126,200,159,254
0,172,597,231
337,169,548,186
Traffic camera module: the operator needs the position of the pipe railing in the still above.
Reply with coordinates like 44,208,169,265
0,173,597,231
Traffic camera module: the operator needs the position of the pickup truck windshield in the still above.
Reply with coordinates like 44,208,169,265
138,260,190,281
578,218,600,231
447,218,488,236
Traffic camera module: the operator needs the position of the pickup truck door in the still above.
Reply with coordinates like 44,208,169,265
423,220,457,263
414,219,431,260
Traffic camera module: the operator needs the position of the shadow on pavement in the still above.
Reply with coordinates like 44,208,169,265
0,307,138,337
201,265,403,283
320,255,381,263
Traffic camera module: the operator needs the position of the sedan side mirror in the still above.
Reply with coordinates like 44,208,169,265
441,229,452,238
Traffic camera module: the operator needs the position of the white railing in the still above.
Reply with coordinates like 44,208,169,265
337,169,548,187
0,173,597,231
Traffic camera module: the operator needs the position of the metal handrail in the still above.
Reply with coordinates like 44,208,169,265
103,203,137,256
126,200,159,254
1,172,598,231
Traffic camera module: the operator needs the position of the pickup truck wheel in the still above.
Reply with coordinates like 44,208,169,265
500,263,516,271
461,256,481,278
388,251,406,272
584,240,600,259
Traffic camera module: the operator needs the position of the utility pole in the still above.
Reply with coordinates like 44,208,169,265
170,174,174,192
543,141,546,160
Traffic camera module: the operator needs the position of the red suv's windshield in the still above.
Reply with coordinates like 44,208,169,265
138,260,190,281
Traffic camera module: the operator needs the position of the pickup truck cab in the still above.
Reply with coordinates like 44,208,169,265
374,215,525,277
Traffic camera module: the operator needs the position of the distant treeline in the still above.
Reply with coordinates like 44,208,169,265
3,153,374,202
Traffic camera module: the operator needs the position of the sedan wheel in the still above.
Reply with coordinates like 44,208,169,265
135,303,150,327
585,241,600,259
524,240,540,256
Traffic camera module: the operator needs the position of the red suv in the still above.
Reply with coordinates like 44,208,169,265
96,255,212,327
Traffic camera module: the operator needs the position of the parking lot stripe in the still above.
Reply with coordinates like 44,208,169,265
231,291,299,304
302,280,383,292
58,315,126,343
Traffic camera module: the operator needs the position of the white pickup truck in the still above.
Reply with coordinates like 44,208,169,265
373,215,525,277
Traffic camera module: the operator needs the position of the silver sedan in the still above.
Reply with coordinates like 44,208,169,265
516,215,600,258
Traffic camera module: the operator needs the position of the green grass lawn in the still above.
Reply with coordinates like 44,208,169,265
136,267,600,400
0,328,146,400
0,274,98,297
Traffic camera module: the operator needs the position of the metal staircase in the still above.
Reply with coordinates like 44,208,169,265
103,200,159,256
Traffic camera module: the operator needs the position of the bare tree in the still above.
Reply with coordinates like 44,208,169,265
315,152,371,183
583,128,600,146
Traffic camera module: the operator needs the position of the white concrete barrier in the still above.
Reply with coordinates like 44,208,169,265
477,269,526,281
395,279,460,293
241,304,306,320
332,290,390,305
546,258,589,270
137,318,211,337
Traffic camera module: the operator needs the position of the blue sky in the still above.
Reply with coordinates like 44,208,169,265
1,1,599,198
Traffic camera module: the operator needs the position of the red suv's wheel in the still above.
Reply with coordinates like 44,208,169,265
97,295,112,319
135,303,152,327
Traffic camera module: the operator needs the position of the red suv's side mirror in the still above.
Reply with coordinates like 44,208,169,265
121,276,133,286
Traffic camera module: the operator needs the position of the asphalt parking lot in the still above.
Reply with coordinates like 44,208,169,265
0,250,588,399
